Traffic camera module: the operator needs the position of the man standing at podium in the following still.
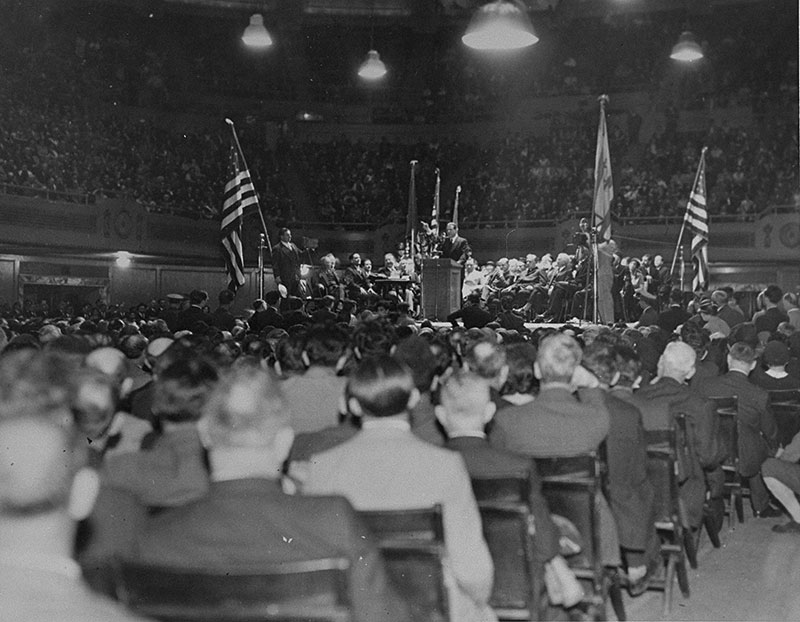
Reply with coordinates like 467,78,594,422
441,222,471,265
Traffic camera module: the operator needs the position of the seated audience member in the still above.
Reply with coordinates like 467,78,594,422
656,289,691,333
0,354,147,622
783,292,800,330
71,367,152,466
130,365,409,622
698,298,731,338
696,342,781,517
751,341,800,391
302,356,495,622
102,356,217,508
582,342,661,595
498,342,538,408
681,321,721,389
496,294,527,332
632,342,724,531
448,291,493,329
488,333,620,568
281,324,348,433
309,295,338,324
176,289,213,332
490,333,609,457
209,289,236,332
711,289,745,330
763,428,800,534
127,337,175,423
436,370,583,610
635,294,658,328
392,335,447,446
753,285,788,337
250,291,285,332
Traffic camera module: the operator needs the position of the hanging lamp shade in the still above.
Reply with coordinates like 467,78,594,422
242,14,273,49
358,49,387,80
462,0,538,51
670,31,703,62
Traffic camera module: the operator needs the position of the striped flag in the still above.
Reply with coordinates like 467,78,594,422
683,149,709,291
593,96,613,242
220,145,259,291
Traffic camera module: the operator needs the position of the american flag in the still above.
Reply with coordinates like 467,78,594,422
683,149,709,291
220,146,259,291
593,95,613,242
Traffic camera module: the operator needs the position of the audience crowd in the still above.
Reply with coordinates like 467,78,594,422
1,267,799,621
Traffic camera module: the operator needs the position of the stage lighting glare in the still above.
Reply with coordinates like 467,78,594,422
462,0,539,51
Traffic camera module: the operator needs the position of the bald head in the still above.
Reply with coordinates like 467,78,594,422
658,341,696,382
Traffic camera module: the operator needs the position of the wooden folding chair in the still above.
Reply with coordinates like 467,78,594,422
709,395,746,527
112,557,352,622
537,450,624,621
645,414,692,617
471,474,544,621
357,505,449,622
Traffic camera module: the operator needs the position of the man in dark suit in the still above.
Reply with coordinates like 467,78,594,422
631,341,725,531
696,342,780,517
313,253,341,299
250,291,284,333
271,227,303,297
209,289,236,332
656,289,691,333
440,222,471,265
582,342,660,593
131,366,410,622
176,289,213,332
343,252,372,301
436,370,583,609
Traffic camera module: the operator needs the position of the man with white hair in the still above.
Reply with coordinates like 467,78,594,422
461,257,485,300
632,341,724,530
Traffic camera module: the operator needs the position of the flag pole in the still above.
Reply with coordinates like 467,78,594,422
592,94,612,323
407,160,418,265
669,146,707,289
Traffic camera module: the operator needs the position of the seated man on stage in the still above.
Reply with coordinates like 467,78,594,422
461,258,486,301
343,252,373,302
312,253,341,299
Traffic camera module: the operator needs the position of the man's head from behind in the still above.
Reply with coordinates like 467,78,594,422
153,356,219,424
535,333,581,384
392,336,438,394
435,370,494,437
345,355,418,419
201,366,293,479
727,341,756,374
0,354,99,526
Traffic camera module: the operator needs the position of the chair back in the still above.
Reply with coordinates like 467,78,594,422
645,415,683,527
112,558,352,622
710,395,739,465
357,505,448,622
472,475,542,620
768,389,800,405
537,452,606,617
772,402,800,447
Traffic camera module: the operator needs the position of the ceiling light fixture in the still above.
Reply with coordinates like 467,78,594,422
462,0,539,51
242,13,273,49
670,31,703,62
358,49,387,80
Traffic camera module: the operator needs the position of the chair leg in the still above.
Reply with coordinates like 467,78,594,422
684,528,698,569
662,557,676,619
676,555,691,598
735,490,745,524
607,572,626,622
703,512,722,549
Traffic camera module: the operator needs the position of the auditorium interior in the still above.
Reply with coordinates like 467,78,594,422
0,0,799,621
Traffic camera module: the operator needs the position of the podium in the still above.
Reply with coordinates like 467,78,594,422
421,258,462,320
